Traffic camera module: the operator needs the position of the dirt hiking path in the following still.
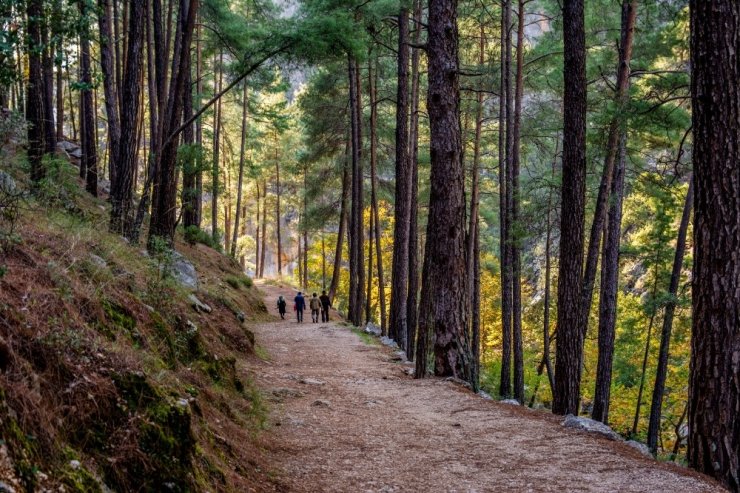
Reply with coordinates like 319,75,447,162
249,282,722,492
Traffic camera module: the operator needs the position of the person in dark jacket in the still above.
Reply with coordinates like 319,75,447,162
277,295,287,319
319,290,331,322
294,292,306,323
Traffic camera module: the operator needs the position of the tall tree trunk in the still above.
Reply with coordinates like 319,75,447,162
194,19,203,227
347,55,364,325
128,1,159,243
275,149,282,275
181,56,198,229
579,0,637,344
591,0,637,424
231,82,249,257
211,50,223,243
322,234,326,290
110,0,145,236
499,0,513,398
511,0,525,403
98,0,121,187
369,53,387,334
26,0,45,185
552,0,587,416
415,0,471,380
328,144,350,303
687,1,739,488
79,1,98,196
647,180,693,452
406,0,422,359
303,167,308,289
255,181,261,276
147,0,198,247
389,7,411,344
366,211,373,324
466,18,485,391
259,180,267,278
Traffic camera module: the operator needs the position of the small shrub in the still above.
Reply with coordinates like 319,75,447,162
37,156,81,214
183,225,222,252
224,274,252,290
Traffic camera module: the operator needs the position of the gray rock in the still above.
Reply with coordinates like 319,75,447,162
236,311,246,323
271,387,304,399
57,140,79,152
500,399,521,406
188,294,212,314
563,414,622,441
312,399,331,407
0,171,16,194
99,178,111,194
69,147,83,159
478,390,493,400
69,459,81,470
171,251,198,290
364,323,382,336
0,481,16,493
380,336,398,348
299,378,325,386
626,440,654,458
89,253,107,268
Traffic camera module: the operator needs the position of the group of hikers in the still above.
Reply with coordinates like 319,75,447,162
276,291,331,323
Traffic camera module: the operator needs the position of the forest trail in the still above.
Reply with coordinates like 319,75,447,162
248,282,721,492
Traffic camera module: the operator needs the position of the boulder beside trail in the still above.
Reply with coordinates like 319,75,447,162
364,323,382,336
562,415,622,441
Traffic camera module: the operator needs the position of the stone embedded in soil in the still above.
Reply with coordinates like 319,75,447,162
312,399,331,407
500,399,521,406
626,440,654,458
299,378,326,386
171,251,199,290
563,414,622,441
188,294,212,313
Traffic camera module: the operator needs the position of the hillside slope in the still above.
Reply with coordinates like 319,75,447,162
0,157,277,492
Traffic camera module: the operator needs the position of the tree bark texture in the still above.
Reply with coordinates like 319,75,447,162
110,0,145,236
406,0,422,360
389,8,411,345
499,0,513,398
26,0,45,185
347,55,364,325
79,1,98,197
553,0,587,416
416,0,471,381
687,1,739,488
98,0,121,187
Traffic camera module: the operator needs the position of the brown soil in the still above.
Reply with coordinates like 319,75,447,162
250,282,724,493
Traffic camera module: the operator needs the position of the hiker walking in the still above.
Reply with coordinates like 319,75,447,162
277,295,287,319
294,292,306,323
319,290,331,322
309,293,321,323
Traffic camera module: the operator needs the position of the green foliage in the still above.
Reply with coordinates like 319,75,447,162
36,156,82,214
184,225,223,252
225,274,253,290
